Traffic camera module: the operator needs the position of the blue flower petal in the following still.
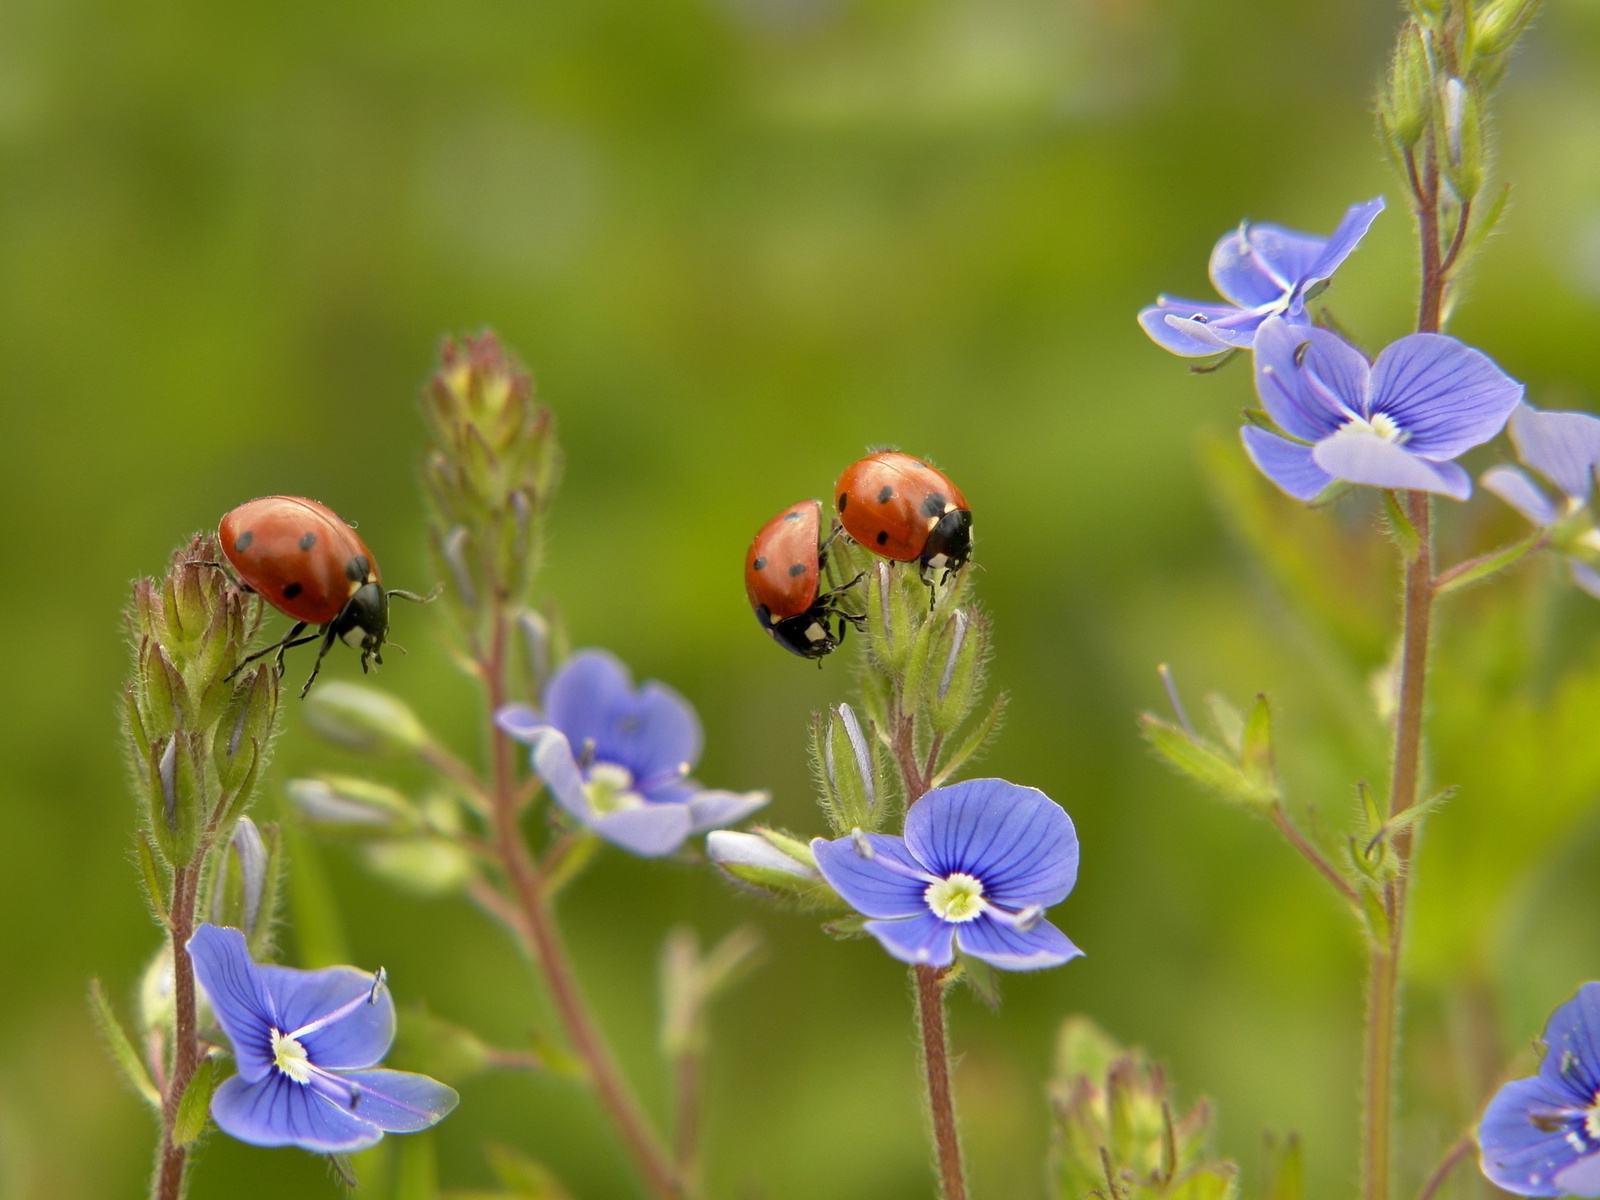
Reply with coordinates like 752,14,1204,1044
188,925,276,1082
341,1069,460,1133
591,804,695,857
210,1071,384,1153
545,650,703,782
902,778,1079,909
494,703,544,744
686,789,770,835
1137,300,1243,357
1209,225,1298,309
1240,428,1335,502
1555,1152,1600,1198
258,964,394,1070
1478,1075,1587,1198
1369,334,1523,459
1538,984,1600,1100
812,834,931,919
1253,317,1360,442
862,913,957,967
1300,197,1385,292
1570,561,1600,601
956,914,1083,972
1311,429,1472,500
1510,404,1600,503
529,727,596,823
1482,465,1560,527
544,650,633,746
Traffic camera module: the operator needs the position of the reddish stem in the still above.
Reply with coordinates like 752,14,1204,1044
153,859,202,1200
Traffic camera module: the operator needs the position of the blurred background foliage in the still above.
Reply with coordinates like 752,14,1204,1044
4,0,1600,1196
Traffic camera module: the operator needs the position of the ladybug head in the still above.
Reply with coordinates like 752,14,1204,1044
336,582,391,669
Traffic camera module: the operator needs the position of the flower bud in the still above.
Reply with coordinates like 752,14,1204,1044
1381,23,1430,150
212,664,278,796
927,609,990,736
210,817,270,939
302,681,428,757
1473,0,1541,60
147,733,206,865
518,609,551,693
287,774,419,832
706,829,842,909
810,703,879,833
865,561,915,674
1441,77,1484,201
139,944,213,1036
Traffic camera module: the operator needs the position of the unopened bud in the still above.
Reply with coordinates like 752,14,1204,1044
865,561,914,673
303,682,428,757
707,829,840,908
927,609,989,736
440,525,478,610
1440,77,1484,200
814,703,878,833
211,817,269,937
212,664,278,794
1382,24,1430,150
518,609,550,692
1473,0,1541,59
287,775,418,832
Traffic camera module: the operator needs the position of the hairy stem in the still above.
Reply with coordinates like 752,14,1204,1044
916,965,968,1200
1268,802,1361,908
153,859,203,1200
1415,1133,1474,1200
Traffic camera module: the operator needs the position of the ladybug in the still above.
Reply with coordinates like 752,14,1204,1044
835,451,972,576
219,496,428,696
744,500,862,660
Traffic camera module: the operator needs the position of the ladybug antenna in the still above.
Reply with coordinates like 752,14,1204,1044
389,584,442,605
384,641,409,656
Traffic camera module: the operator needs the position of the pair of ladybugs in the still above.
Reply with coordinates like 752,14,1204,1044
744,451,972,660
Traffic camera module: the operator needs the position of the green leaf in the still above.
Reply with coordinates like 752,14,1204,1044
88,979,161,1112
1433,531,1546,597
1139,715,1274,809
1262,1132,1304,1200
173,1057,217,1147
1203,694,1244,755
931,691,1008,788
1382,490,1421,562
1240,695,1275,788
135,831,169,923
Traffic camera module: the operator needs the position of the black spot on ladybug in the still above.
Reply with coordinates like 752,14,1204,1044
345,555,370,582
299,531,318,551
234,530,254,553
876,530,889,546
753,556,767,570
784,510,802,522
283,582,304,600
788,563,806,577
921,493,946,518
877,486,893,504
838,492,849,512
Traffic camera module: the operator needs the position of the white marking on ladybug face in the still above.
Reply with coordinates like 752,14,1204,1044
927,553,949,570
925,516,939,530
804,622,827,642
342,626,367,649
944,502,956,513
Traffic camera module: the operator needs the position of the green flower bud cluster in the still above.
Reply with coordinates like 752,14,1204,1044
1049,1017,1237,1200
421,331,562,664
123,535,281,871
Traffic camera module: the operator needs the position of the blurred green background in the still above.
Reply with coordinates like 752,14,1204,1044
6,0,1600,1196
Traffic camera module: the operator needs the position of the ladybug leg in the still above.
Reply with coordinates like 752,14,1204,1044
226,621,312,681
298,626,341,699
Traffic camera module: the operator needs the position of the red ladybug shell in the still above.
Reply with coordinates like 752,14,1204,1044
835,452,971,567
219,496,381,626
744,500,822,623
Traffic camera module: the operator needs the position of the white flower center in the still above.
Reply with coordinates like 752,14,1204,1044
271,1028,313,1083
1585,1094,1600,1142
586,763,642,815
925,873,986,923
1343,411,1406,444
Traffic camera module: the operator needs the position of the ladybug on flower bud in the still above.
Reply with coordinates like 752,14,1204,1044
219,496,431,697
835,451,972,577
744,500,863,660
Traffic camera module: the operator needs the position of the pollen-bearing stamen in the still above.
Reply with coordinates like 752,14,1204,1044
924,873,986,922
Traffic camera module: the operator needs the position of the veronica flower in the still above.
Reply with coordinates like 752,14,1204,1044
1138,197,1384,357
1240,316,1523,502
189,924,457,1154
496,649,768,857
1482,404,1600,597
811,778,1082,971
1479,983,1600,1196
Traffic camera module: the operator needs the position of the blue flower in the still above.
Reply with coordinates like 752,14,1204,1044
496,649,768,858
1138,198,1384,356
1478,983,1600,1197
188,924,458,1154
811,778,1082,971
1482,404,1600,598
1240,316,1523,502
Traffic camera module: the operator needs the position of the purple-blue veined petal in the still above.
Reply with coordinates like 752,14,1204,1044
340,1069,459,1133
1478,1075,1590,1198
210,1070,384,1153
812,834,933,919
1482,465,1560,527
529,727,595,823
257,964,394,1071
544,650,703,782
1253,317,1362,441
955,914,1083,972
1570,561,1600,601
686,789,769,835
1368,334,1523,459
862,913,957,967
902,778,1079,909
1137,299,1245,357
1537,984,1600,1101
1209,221,1298,309
543,649,633,745
1510,404,1600,502
1300,197,1386,291
1240,427,1335,502
494,703,544,744
591,803,695,857
1311,430,1473,500
188,924,276,1082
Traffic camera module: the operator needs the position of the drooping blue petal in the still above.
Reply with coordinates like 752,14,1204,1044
341,1069,460,1133
1368,334,1523,459
1483,465,1560,527
1537,984,1600,1101
1137,299,1246,357
812,834,932,919
1253,318,1359,442
590,804,695,857
529,727,596,823
1240,428,1335,502
956,914,1083,971
1299,197,1386,294
686,789,770,835
544,651,703,781
1570,561,1600,600
494,703,544,744
188,925,276,1082
862,913,957,967
1510,404,1600,502
903,779,1079,909
1312,429,1473,500
210,1071,384,1153
258,964,394,1071
1478,1075,1588,1198
1209,222,1301,309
